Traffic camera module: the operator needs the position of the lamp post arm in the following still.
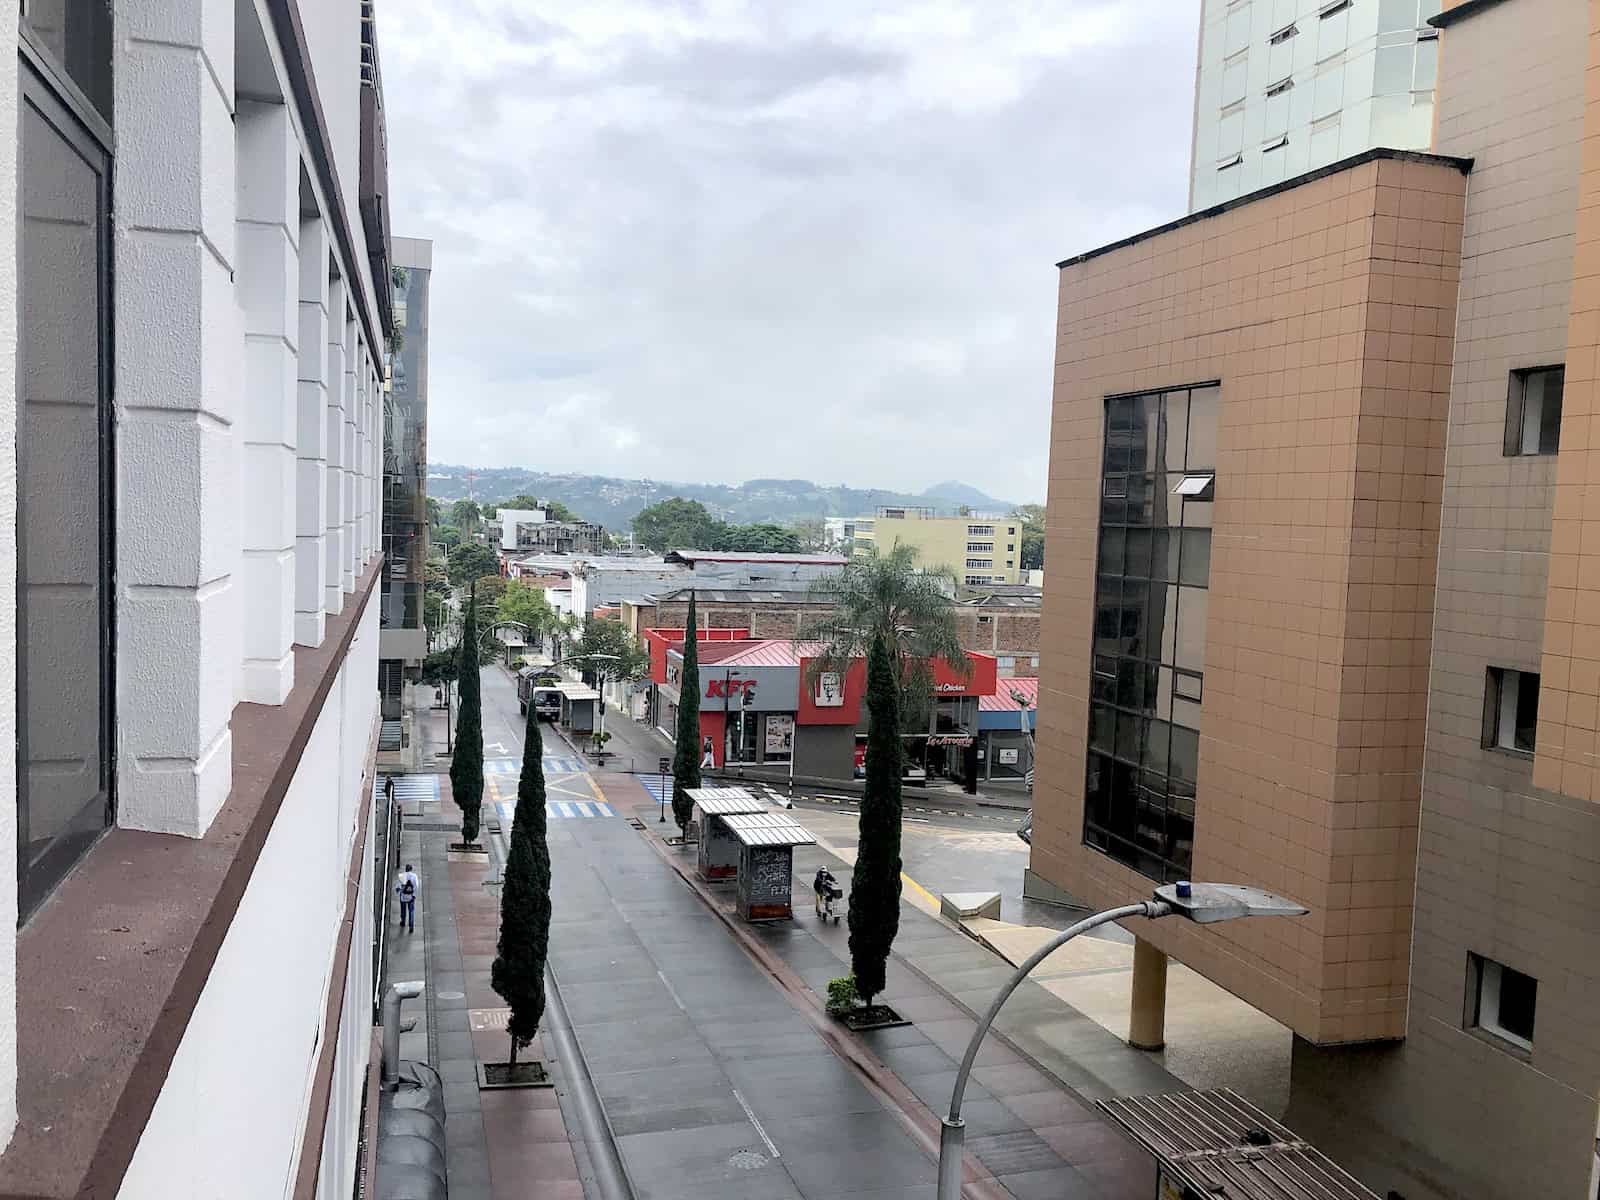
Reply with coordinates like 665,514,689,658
947,899,1166,1124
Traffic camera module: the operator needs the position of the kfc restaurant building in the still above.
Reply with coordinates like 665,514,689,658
647,635,998,785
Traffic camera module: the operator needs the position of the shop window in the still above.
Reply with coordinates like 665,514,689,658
1087,386,1216,882
1504,366,1563,457
1483,668,1539,756
1466,954,1536,1052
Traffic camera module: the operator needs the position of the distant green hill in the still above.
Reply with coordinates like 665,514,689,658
427,467,1025,528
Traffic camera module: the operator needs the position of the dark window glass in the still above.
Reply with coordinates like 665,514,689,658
1087,385,1218,882
1498,966,1537,1043
1484,667,1539,755
18,69,113,919
1124,528,1154,579
1504,366,1563,457
21,0,113,125
1514,672,1540,752
1098,527,1125,575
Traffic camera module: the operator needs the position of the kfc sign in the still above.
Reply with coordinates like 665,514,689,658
933,682,966,693
706,678,758,700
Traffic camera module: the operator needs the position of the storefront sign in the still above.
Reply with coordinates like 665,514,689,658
707,677,758,700
927,735,974,748
998,747,1019,764
933,682,966,693
814,671,845,707
765,714,794,754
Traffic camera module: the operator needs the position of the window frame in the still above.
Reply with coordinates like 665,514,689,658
1482,667,1539,757
1465,953,1536,1054
1503,365,1563,457
15,47,117,921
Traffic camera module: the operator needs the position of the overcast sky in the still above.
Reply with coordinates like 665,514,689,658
381,2,1197,503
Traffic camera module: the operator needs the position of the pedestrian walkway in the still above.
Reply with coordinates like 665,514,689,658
494,798,616,822
375,772,440,803
591,771,1175,1200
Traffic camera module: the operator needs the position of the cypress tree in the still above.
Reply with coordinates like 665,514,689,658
450,584,485,844
492,696,551,1065
671,590,702,835
849,633,903,1006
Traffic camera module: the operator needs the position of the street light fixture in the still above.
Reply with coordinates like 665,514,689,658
933,881,1309,1200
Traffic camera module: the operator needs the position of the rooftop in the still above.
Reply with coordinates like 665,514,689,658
980,677,1038,712
664,549,848,566
650,586,824,605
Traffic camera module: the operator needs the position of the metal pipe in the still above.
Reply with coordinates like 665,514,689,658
381,980,424,1089
935,900,1168,1200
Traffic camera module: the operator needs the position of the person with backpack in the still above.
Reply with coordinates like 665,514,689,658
395,863,420,933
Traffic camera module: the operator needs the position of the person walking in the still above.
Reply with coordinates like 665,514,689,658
395,863,420,934
383,774,395,805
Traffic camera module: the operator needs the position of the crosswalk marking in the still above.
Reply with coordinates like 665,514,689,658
486,755,586,777
374,774,440,802
494,799,616,824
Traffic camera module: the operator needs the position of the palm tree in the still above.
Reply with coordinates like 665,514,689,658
796,542,968,705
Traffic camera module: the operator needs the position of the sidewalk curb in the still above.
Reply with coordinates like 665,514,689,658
618,802,1010,1200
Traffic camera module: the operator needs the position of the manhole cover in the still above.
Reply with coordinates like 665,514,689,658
728,1151,768,1170
437,990,465,1000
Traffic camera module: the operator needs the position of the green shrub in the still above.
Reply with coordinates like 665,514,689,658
825,975,860,1015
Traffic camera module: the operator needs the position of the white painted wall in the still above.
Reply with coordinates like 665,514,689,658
119,596,380,1200
0,4,21,1154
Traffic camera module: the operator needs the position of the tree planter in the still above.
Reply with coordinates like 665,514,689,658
834,1004,910,1032
476,1059,553,1090
448,841,488,855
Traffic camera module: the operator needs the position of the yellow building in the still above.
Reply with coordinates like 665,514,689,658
853,507,1022,585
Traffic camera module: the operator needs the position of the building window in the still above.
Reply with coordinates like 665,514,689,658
1086,385,1218,883
1269,23,1298,44
17,44,116,919
967,524,995,537
1483,668,1539,756
1504,366,1563,457
1466,954,1536,1052
966,558,993,569
967,542,994,553
965,575,991,585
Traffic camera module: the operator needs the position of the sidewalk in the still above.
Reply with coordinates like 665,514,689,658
592,770,1169,1200
383,773,592,1200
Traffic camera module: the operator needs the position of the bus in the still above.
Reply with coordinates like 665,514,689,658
516,666,563,720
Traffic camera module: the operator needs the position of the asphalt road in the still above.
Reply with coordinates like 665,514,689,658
470,668,1105,934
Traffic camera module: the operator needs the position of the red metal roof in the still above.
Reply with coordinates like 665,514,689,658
980,677,1038,711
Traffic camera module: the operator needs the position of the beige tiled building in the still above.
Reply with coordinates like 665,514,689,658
1032,1,1600,1196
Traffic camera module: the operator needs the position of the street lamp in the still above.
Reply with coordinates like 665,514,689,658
933,881,1309,1200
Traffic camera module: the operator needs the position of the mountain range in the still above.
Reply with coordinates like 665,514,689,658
426,467,1027,529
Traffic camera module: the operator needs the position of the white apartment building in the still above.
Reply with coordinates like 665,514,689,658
1190,0,1442,211
0,2,397,1196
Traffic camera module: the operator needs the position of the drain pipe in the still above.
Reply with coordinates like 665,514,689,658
381,980,424,1089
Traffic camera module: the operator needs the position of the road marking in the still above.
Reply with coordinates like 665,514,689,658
657,969,687,1013
900,872,940,912
731,1088,781,1160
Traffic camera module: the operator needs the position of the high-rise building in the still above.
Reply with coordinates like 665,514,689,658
1034,2,1600,1198
380,236,432,726
1190,0,1442,212
0,3,396,1196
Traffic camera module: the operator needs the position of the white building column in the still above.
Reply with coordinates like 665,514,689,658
234,99,298,703
355,349,371,565
323,280,347,616
115,0,237,836
295,218,329,647
342,316,359,594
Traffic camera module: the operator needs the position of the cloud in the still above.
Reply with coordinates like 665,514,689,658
379,1,1197,502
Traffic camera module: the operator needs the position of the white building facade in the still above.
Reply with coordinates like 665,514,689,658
1190,0,1442,212
0,2,396,1196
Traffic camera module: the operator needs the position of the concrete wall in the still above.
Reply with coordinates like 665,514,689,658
119,597,379,1198
1033,152,1467,1044
794,724,855,779
114,0,388,838
1289,4,1600,1199
0,3,20,1153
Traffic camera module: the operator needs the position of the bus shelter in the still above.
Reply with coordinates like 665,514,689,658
1098,1088,1379,1200
687,787,767,881
556,680,600,735
721,812,816,922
